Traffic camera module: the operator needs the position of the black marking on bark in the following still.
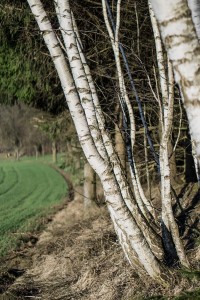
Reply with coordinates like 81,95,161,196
82,97,90,104
42,30,51,36
68,88,77,95
53,43,60,48
71,56,79,61
195,66,200,77
165,34,196,49
41,16,48,23
64,9,70,13
69,43,76,49
174,67,200,106
52,55,61,61
89,124,98,131
77,88,90,94
78,109,84,115
159,7,190,28
161,220,179,266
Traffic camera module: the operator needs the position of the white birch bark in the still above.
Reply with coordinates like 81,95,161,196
56,0,108,162
27,0,166,280
187,0,200,38
150,0,200,169
26,0,105,177
102,0,157,221
74,0,164,264
71,0,163,260
149,2,189,267
187,0,200,183
71,1,163,259
70,0,150,227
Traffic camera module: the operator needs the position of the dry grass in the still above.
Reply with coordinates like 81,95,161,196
0,187,199,300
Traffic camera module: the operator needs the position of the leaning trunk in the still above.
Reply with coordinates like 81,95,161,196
28,0,167,281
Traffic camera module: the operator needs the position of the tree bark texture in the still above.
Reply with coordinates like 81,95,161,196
149,2,189,267
187,0,200,38
150,0,200,168
26,0,197,282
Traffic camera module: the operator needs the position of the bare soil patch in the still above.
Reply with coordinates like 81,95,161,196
0,185,199,300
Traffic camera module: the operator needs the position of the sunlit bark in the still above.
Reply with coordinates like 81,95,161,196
149,2,189,267
27,0,166,281
187,0,200,38
71,0,163,264
150,0,200,169
102,0,156,221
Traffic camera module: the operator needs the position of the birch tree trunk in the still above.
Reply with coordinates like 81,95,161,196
150,0,200,168
66,0,164,258
102,0,157,222
149,2,189,267
187,0,200,38
27,0,166,281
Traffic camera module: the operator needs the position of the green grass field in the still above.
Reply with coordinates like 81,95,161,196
0,159,67,256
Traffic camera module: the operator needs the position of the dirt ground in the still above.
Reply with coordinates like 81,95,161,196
0,186,199,300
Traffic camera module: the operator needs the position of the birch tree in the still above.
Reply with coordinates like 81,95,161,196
26,0,199,282
150,0,200,168
102,0,157,222
27,0,168,282
149,2,189,267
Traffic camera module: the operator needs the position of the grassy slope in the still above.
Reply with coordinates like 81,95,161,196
0,159,67,256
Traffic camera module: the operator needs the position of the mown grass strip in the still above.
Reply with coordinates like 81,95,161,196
0,160,67,256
